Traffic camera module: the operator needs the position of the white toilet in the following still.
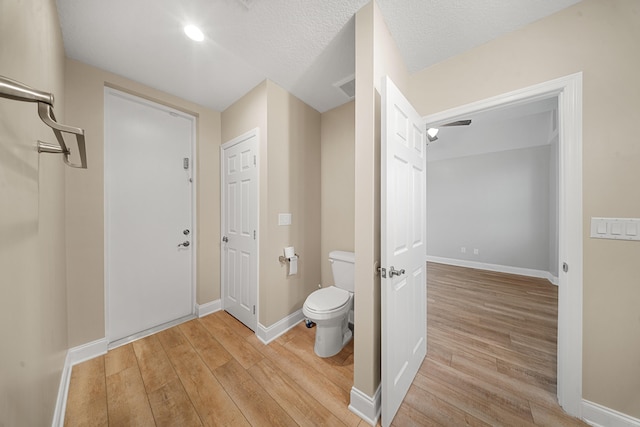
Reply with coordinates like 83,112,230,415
303,250,355,358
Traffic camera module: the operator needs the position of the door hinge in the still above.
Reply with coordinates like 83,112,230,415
253,155,256,166
253,230,256,240
253,305,256,315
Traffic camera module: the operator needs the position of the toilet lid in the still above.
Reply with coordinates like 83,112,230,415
305,286,350,312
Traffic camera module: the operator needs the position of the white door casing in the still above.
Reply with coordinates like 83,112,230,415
221,129,258,331
381,76,428,427
105,88,195,344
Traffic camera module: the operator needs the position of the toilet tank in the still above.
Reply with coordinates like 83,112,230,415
329,251,355,292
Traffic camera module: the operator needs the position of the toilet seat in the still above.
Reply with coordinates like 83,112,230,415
304,286,350,315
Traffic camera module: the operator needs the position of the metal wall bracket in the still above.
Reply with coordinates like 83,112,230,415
1,75,87,169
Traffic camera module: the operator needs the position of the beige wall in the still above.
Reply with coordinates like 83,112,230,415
353,0,410,398
222,80,322,327
64,60,221,347
0,1,68,425
320,101,355,285
409,0,640,418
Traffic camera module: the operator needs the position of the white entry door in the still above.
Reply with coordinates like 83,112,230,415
105,89,194,344
381,76,427,426
221,130,258,331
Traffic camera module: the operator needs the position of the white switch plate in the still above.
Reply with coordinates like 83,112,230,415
590,217,640,241
278,213,292,226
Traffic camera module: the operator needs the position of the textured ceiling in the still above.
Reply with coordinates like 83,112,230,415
55,0,581,113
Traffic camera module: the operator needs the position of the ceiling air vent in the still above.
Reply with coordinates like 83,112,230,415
334,75,355,99
235,0,256,10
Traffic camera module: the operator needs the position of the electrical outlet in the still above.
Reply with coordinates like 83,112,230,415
473,248,479,255
460,247,466,253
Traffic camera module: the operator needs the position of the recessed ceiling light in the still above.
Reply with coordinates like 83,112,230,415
184,25,204,42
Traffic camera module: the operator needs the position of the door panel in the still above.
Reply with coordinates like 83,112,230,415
381,76,427,426
222,130,258,331
105,89,194,343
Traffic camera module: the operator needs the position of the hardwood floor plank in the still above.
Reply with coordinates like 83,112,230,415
106,365,156,426
64,356,108,427
179,319,233,371
530,401,589,427
282,327,354,393
402,384,490,427
248,358,347,427
157,328,250,427
104,343,137,377
199,313,263,369
211,310,254,339
391,402,441,427
413,370,537,427
147,379,203,427
132,335,177,393
246,335,362,427
214,359,298,427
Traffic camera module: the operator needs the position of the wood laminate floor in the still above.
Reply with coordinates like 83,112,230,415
64,263,587,426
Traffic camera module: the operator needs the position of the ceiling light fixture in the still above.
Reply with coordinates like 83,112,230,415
427,127,439,142
184,25,204,42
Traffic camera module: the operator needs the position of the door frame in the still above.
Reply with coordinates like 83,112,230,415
423,73,583,417
103,87,198,347
220,128,260,331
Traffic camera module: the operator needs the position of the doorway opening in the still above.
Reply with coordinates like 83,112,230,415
422,73,583,416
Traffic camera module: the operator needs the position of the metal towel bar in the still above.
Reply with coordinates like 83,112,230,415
0,75,87,168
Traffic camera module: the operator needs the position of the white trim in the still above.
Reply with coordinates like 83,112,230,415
256,309,304,344
51,360,71,427
349,385,381,426
67,338,109,366
51,338,108,427
583,400,640,427
196,299,221,317
423,72,583,417
104,87,198,344
427,256,559,285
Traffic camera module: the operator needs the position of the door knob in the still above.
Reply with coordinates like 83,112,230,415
388,266,405,277
178,241,190,247
222,236,229,243
183,229,190,235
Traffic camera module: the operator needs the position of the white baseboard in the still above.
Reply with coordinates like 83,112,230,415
256,309,304,344
196,299,221,318
51,358,72,427
348,385,381,426
52,338,108,427
427,256,558,285
66,338,109,366
583,400,640,427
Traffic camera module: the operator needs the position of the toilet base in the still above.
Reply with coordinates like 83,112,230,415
312,315,352,358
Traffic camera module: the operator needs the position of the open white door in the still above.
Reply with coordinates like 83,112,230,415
381,76,427,426
221,130,258,331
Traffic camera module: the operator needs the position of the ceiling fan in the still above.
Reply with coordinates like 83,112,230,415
427,119,472,142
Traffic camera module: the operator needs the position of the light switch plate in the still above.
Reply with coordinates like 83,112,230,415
590,217,640,241
278,213,292,226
